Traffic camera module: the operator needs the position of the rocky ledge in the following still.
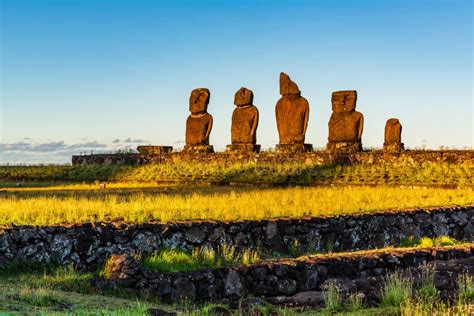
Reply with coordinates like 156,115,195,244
99,245,474,304
0,206,472,270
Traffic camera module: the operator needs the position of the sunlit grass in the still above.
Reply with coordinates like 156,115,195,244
1,161,472,187
0,186,472,225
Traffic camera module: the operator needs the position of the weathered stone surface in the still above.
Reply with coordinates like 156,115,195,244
185,88,213,147
268,291,326,306
384,118,402,144
275,143,313,154
137,146,173,155
182,145,214,154
230,87,259,147
225,144,261,153
276,72,310,146
185,227,206,244
189,88,210,114
327,90,364,153
171,277,196,300
224,270,242,296
279,72,300,95
234,86,254,106
384,118,404,153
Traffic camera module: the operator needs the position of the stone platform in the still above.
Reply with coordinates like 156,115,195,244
276,143,313,154
383,143,405,153
137,146,173,155
327,142,362,154
225,144,261,153
182,145,214,154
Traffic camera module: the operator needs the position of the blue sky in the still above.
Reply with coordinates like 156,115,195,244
1,0,472,164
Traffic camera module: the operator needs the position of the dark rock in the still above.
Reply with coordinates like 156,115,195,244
276,278,297,295
268,291,326,307
171,277,196,300
224,270,242,296
184,227,206,244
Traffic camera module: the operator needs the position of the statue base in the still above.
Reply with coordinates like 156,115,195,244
137,146,173,155
182,145,214,154
383,143,404,153
327,142,362,154
276,143,313,154
226,144,261,153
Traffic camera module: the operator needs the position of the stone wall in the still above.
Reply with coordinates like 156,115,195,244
0,206,472,270
72,149,474,165
101,245,474,303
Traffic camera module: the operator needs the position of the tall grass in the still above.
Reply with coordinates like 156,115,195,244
0,186,471,225
380,270,413,308
1,161,472,186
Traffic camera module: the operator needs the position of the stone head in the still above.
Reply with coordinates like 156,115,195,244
280,72,300,96
234,87,254,106
189,88,210,114
331,90,357,113
386,118,400,127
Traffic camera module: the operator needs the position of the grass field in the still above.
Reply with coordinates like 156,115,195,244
0,185,472,225
1,160,472,186
1,244,472,315
1,161,473,314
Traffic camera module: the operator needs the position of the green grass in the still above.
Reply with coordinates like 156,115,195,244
380,270,413,308
142,246,260,273
1,160,472,187
0,263,157,314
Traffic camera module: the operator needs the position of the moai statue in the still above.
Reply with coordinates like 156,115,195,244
183,88,214,154
226,87,260,153
384,118,404,153
327,90,364,154
275,72,312,153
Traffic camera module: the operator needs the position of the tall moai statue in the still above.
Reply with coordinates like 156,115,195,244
183,88,214,154
327,90,364,154
384,118,404,153
226,87,260,153
275,72,312,153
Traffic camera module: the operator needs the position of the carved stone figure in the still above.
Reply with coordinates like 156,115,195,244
226,87,260,153
275,72,312,153
327,90,364,154
184,88,214,153
384,118,404,153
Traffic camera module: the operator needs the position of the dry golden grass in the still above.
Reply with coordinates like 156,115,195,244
0,185,471,225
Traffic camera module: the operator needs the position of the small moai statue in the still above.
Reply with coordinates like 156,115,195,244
183,88,214,154
327,90,364,154
383,118,404,153
275,72,312,153
226,87,260,153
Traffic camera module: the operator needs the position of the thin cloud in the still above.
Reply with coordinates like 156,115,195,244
67,141,107,149
32,141,66,152
123,138,148,143
0,141,32,151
